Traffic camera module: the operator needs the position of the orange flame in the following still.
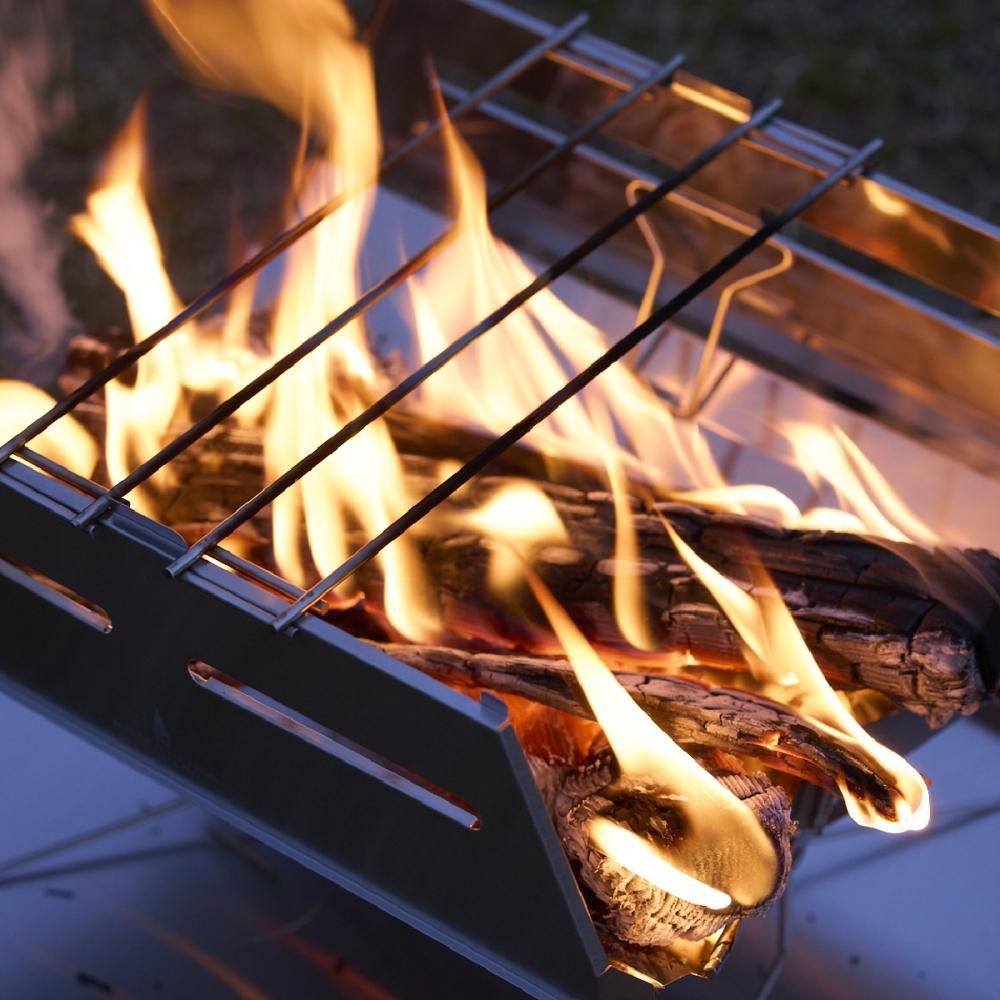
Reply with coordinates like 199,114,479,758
660,515,930,833
525,567,778,909
69,101,184,515
462,482,568,594
405,94,733,649
49,0,950,898
74,2,439,642
0,381,97,478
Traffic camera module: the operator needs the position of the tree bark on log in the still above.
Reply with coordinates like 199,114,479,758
382,642,903,822
61,332,999,726
155,421,996,727
418,484,998,728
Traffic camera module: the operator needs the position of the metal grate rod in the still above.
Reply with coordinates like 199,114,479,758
0,12,590,468
271,137,884,631
71,53,684,529
166,99,781,578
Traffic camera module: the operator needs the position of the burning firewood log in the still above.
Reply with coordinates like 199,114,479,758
382,643,903,820
403,655,794,952
414,480,998,728
161,428,997,727
526,749,792,947
61,332,999,727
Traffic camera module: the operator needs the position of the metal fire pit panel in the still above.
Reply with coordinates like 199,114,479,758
372,0,1000,474
0,461,655,1000
389,0,1000,316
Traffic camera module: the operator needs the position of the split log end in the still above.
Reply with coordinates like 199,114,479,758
529,751,794,948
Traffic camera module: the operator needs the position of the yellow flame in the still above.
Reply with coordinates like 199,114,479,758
215,1,439,642
661,516,930,833
670,484,802,526
142,22,945,656
69,101,262,516
784,422,937,545
50,1,941,871
525,567,778,908
69,101,184,515
70,3,440,642
589,817,731,911
463,482,567,594
600,433,656,651
0,381,97,478
148,0,361,144
405,97,733,649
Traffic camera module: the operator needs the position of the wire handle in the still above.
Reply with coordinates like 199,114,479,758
272,137,883,631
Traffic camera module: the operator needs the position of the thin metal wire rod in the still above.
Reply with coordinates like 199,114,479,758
15,448,105,497
273,137,883,630
167,96,775,579
0,13,590,469
0,797,187,875
72,54,684,531
209,547,305,600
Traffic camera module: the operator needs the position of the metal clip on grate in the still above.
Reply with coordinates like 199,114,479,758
270,137,881,630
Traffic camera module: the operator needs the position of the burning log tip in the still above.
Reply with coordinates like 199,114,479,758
529,750,793,948
385,642,905,822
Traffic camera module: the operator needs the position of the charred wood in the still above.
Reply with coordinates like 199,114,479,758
61,331,999,725
383,642,902,822
526,750,792,948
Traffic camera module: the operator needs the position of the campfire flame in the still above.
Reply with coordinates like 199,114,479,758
0,0,949,916
784,422,937,543
71,0,441,641
660,515,930,833
524,566,778,909
462,482,567,594
69,101,185,516
405,98,731,648
0,381,96,478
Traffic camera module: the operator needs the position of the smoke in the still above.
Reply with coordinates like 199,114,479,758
0,0,72,384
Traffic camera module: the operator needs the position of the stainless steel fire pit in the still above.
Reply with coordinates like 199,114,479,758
1,1,998,997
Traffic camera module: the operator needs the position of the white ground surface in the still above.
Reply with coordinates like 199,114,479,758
1,690,998,999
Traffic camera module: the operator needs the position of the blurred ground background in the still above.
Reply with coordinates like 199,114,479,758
3,0,996,340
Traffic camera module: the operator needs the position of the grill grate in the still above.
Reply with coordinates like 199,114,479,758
1,0,999,996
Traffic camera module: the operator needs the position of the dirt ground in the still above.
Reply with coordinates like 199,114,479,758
6,0,999,338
